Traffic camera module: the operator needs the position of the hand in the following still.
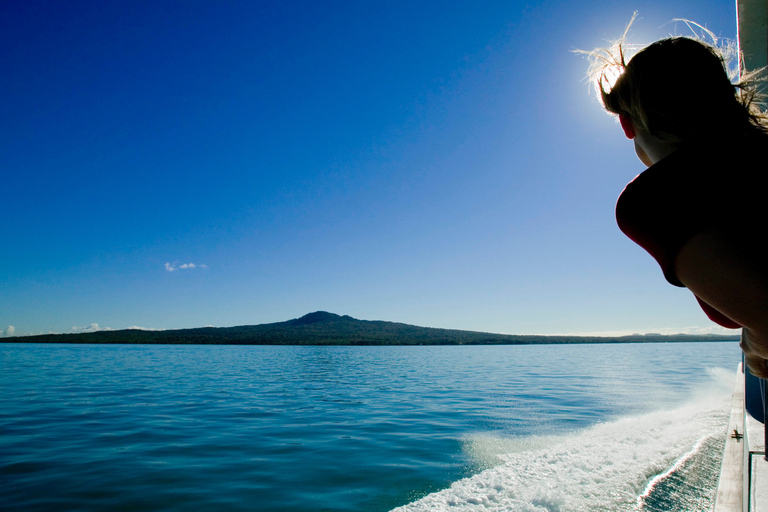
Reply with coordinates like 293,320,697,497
741,329,768,379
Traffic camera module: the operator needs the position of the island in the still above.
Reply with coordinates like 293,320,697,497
1,311,741,345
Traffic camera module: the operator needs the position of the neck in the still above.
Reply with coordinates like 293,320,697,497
634,129,679,166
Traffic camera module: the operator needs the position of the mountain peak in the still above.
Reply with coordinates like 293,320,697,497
289,311,345,326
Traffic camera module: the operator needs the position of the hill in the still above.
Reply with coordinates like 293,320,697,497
3,312,740,345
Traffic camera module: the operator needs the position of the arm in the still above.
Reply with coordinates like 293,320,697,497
674,227,768,377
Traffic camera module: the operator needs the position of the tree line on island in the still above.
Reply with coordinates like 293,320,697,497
3,311,740,345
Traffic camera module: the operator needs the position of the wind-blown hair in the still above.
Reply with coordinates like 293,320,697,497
582,17,768,143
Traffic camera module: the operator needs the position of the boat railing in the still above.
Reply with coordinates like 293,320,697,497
714,353,767,512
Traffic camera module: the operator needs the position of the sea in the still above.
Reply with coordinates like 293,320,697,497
0,341,741,512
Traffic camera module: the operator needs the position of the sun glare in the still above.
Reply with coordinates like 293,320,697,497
598,62,623,94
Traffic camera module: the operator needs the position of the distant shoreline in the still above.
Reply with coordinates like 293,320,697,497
2,311,740,346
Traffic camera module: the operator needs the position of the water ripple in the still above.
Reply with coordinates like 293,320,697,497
0,342,740,511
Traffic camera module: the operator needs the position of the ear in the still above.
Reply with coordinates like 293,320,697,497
618,114,636,139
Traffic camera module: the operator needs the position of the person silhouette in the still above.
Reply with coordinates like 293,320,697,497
588,32,768,375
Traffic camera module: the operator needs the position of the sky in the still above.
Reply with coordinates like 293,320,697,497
1,0,742,337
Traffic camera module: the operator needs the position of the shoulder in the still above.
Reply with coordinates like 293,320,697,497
615,139,759,225
615,145,735,286
616,147,716,235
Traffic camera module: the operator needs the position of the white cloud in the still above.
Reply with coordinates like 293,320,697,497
2,326,14,337
680,325,741,335
165,262,208,272
72,323,104,333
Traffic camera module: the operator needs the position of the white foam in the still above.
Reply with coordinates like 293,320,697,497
634,434,708,508
392,375,732,512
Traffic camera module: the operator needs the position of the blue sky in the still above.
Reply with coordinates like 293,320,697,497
1,0,740,337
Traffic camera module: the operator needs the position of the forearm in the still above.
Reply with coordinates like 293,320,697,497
674,227,768,373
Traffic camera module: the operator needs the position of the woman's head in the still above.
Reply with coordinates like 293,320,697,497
587,26,766,145
606,37,742,142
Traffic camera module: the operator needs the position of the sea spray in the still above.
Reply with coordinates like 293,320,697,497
393,382,731,512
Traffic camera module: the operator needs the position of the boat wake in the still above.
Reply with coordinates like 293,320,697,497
392,367,733,512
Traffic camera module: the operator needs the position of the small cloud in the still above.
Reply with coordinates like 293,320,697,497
2,326,15,337
680,325,740,335
72,323,104,333
165,262,208,272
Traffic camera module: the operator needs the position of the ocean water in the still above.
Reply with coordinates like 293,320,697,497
0,341,740,512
